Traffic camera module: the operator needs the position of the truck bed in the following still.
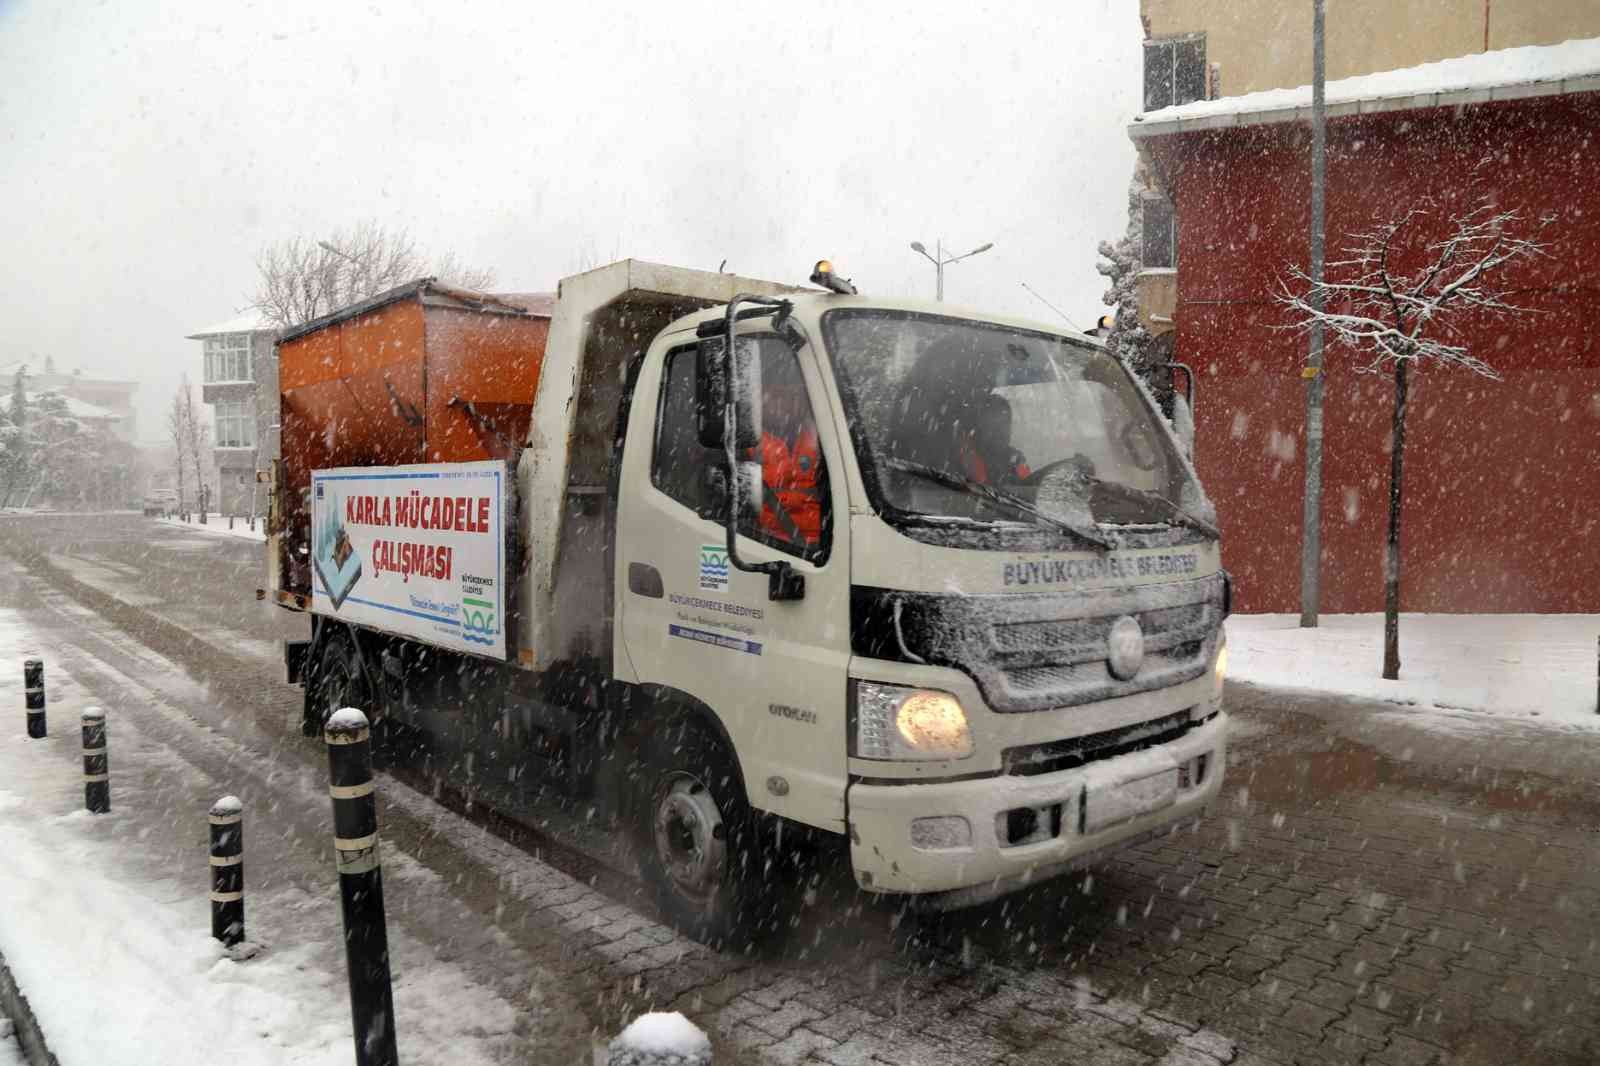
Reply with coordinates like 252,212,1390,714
275,279,549,603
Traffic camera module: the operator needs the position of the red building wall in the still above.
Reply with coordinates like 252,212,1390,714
1147,93,1600,613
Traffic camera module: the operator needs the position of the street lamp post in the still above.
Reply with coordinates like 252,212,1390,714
910,239,994,301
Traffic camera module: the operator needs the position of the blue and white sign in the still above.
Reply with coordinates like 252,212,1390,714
310,461,508,659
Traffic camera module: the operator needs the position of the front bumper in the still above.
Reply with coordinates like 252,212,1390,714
847,712,1227,901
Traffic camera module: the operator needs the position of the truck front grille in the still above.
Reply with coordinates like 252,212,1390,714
849,571,1226,714
979,575,1222,712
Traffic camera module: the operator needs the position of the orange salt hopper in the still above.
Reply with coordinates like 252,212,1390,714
274,279,551,601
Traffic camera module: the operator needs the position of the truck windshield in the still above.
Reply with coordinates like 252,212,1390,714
822,308,1213,538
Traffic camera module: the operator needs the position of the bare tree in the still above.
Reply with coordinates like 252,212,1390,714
253,220,497,328
181,376,210,515
1279,196,1550,680
167,386,189,512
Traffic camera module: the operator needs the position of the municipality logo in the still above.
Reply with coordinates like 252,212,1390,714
699,544,729,591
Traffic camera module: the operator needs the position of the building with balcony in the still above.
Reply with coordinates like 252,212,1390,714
1122,2,1600,614
187,310,279,516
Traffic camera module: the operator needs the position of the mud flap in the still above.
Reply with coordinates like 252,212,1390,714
283,639,310,686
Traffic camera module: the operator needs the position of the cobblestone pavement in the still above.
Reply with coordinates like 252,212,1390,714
3,513,1598,1065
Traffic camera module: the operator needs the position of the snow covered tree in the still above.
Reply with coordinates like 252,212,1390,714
1095,162,1163,383
0,367,29,508
26,392,108,509
253,220,497,328
1278,196,1550,681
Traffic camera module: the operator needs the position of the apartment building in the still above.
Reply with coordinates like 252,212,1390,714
187,311,279,515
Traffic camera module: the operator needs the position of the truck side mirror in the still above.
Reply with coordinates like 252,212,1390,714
1171,391,1195,460
695,335,761,452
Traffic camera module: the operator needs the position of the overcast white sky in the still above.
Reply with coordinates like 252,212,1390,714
1,0,1142,439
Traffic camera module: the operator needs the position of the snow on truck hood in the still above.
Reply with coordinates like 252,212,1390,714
850,515,1222,597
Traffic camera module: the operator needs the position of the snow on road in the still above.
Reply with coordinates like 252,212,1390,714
0,610,521,1066
1227,612,1600,731
155,514,267,542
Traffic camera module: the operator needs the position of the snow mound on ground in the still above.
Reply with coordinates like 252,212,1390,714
1226,612,1600,729
611,1012,711,1056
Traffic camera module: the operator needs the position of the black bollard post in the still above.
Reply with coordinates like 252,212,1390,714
326,708,398,1066
209,796,245,946
24,659,45,738
81,707,109,813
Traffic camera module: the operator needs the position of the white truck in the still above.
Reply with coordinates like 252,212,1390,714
270,259,1229,943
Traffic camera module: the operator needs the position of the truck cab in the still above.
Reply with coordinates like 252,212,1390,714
596,269,1228,929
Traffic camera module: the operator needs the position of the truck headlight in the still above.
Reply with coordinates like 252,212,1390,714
1212,637,1228,702
852,681,973,761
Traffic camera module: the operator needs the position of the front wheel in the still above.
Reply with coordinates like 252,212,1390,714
633,718,765,947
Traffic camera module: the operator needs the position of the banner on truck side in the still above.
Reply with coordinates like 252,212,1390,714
310,461,508,659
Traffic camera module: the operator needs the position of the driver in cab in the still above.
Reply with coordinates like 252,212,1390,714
957,393,1031,486
753,357,826,549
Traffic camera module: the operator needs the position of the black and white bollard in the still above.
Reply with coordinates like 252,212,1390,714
209,796,245,946
326,708,398,1066
81,706,109,813
24,658,45,738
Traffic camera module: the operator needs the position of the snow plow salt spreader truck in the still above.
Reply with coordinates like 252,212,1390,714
266,259,1230,941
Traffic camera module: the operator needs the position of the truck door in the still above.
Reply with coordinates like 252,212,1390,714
616,330,850,834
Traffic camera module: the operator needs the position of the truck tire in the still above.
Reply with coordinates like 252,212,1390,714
305,629,377,738
634,717,765,947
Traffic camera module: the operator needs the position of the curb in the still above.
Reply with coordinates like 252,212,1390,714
0,947,60,1066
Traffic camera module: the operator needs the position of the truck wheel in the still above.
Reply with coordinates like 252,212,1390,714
635,719,764,947
306,630,377,738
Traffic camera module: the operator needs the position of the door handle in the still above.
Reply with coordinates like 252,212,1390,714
628,562,664,599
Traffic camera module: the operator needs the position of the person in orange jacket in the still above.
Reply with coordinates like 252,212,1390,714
958,393,1031,486
755,358,826,547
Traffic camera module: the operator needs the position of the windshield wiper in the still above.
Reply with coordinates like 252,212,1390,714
1092,479,1220,539
883,457,1113,551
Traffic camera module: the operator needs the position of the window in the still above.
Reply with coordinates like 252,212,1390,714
215,400,255,448
1142,196,1176,268
651,345,709,510
650,339,830,563
1143,34,1206,111
203,333,252,382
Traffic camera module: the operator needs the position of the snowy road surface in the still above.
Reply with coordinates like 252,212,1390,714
1,513,1598,1066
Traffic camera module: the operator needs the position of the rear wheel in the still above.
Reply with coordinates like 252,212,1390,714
304,629,377,739
634,717,766,947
